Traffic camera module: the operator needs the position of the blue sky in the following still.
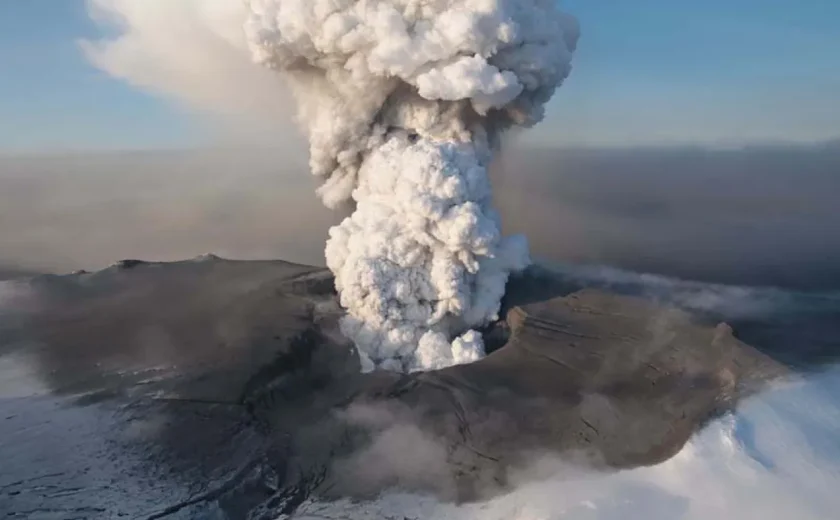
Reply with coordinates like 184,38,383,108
0,0,838,152
0,1,202,151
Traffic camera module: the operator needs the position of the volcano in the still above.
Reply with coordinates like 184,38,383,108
0,256,788,518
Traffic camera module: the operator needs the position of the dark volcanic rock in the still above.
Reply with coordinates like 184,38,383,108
0,265,41,281
0,257,351,519
280,289,786,503
0,257,788,518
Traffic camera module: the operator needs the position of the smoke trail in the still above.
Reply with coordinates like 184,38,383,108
81,0,299,141
245,1,579,372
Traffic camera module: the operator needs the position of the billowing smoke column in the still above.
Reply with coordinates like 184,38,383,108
244,0,578,373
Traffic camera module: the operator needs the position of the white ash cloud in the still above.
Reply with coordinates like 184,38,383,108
245,0,579,372
81,0,299,140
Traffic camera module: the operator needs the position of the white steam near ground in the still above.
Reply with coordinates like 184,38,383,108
239,0,579,372
284,368,840,520
542,263,840,320
287,271,840,519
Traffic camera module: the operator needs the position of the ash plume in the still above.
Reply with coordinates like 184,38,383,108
244,0,579,372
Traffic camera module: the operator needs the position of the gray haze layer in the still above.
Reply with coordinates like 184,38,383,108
2,142,839,290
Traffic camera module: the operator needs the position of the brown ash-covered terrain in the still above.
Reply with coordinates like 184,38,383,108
0,256,802,518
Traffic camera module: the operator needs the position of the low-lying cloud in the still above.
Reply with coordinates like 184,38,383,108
3,143,839,294
493,142,840,291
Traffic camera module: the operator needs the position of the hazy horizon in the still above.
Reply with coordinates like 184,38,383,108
3,140,838,292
